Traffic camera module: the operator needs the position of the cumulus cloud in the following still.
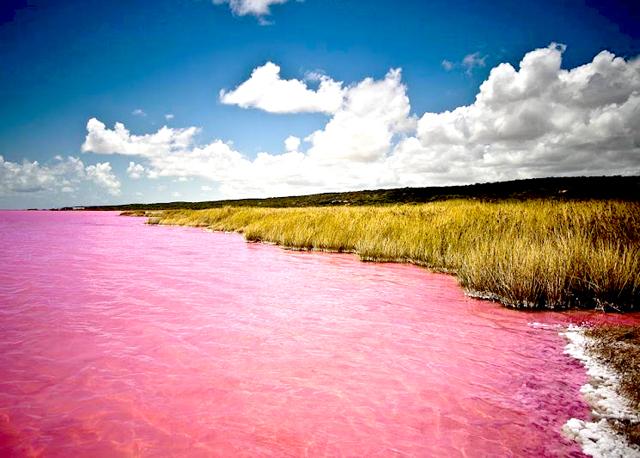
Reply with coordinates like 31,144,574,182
392,43,640,185
126,161,145,179
213,0,289,21
82,118,200,157
132,108,146,117
81,44,640,198
0,155,121,196
220,62,345,114
82,118,247,183
284,135,301,152
165,113,174,120
85,162,121,195
81,118,388,197
306,68,415,162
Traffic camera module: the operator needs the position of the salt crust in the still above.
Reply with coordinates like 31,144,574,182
561,326,640,457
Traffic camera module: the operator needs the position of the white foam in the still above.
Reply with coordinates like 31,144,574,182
561,326,640,457
528,321,563,330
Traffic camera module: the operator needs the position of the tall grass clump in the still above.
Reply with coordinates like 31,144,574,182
150,200,640,310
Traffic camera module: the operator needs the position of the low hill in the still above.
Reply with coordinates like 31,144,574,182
61,175,640,211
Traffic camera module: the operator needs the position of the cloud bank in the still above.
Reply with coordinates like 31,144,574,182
81,44,640,198
394,43,640,185
0,155,121,196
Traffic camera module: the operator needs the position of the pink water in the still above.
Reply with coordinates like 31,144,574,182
1,211,639,457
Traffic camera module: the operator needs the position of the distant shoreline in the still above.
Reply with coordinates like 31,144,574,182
51,175,640,212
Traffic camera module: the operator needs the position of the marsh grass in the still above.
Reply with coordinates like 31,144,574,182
147,200,640,310
120,210,147,217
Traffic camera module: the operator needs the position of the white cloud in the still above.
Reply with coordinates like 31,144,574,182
284,135,301,152
165,113,174,120
220,62,345,114
126,161,145,179
305,68,415,162
201,185,213,191
82,118,248,183
441,60,454,71
0,155,121,197
0,156,79,193
304,70,327,82
132,108,146,117
82,118,200,157
81,44,640,198
213,0,289,19
391,43,640,185
461,52,487,74
85,162,121,195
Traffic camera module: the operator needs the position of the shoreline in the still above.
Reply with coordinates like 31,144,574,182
132,207,640,454
133,201,640,312
155,215,632,312
563,327,640,457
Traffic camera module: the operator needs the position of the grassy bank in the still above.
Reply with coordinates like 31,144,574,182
143,200,639,310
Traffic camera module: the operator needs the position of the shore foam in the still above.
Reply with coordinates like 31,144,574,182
562,326,640,457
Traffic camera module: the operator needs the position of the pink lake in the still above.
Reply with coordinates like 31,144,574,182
1,211,639,457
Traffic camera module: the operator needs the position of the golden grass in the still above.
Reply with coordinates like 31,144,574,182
120,210,147,217
147,200,640,310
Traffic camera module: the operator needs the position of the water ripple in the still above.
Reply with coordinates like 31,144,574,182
1,211,639,456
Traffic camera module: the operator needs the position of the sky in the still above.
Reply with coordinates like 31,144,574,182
0,0,639,208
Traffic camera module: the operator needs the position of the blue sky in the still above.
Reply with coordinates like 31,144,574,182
1,0,639,208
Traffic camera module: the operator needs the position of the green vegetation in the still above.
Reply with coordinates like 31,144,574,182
143,200,640,311
584,326,640,445
74,175,639,211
